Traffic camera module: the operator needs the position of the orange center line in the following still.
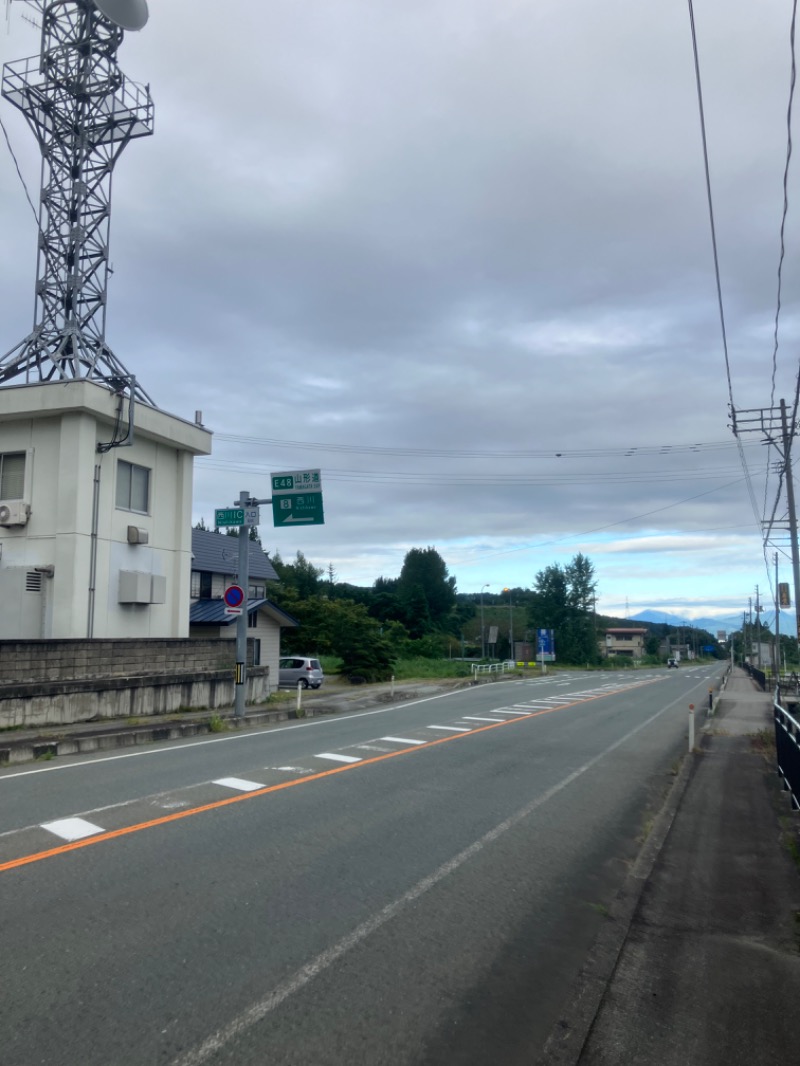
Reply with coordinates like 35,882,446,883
0,678,660,875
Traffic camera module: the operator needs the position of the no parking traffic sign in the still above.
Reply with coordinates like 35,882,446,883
223,584,245,615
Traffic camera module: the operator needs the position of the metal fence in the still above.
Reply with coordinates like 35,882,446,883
471,661,516,678
774,694,800,810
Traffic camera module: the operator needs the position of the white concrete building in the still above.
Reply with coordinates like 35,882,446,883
0,380,211,639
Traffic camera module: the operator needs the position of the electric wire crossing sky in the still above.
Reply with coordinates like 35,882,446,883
0,0,154,403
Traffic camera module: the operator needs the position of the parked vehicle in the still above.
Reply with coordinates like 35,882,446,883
279,656,324,689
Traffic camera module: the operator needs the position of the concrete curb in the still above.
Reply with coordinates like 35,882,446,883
537,746,699,1066
0,679,470,766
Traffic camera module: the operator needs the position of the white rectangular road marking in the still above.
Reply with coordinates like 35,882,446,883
462,716,507,723
514,702,564,709
356,744,395,753
427,725,471,732
40,817,104,842
315,753,362,764
274,766,314,773
490,709,532,716
213,777,265,792
381,736,426,745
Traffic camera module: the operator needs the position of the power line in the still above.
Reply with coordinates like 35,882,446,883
0,111,39,227
214,432,749,462
686,1,764,541
770,0,798,412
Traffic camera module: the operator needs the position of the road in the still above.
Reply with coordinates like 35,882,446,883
0,665,722,1065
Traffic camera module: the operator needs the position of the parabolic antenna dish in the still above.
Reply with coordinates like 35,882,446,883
93,0,149,32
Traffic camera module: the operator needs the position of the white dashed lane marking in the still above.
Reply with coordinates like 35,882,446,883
381,737,426,745
40,817,104,842
212,777,265,792
462,716,508,723
490,709,532,716
356,745,395,753
315,753,362,764
428,725,471,733
273,766,314,774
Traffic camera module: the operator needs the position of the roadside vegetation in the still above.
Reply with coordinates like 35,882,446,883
232,538,730,683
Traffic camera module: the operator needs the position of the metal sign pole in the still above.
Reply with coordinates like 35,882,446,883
235,489,250,719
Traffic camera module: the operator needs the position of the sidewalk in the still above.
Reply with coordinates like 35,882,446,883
543,666,800,1065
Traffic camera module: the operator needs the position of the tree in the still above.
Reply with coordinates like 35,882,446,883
194,517,209,531
397,547,456,630
529,555,600,665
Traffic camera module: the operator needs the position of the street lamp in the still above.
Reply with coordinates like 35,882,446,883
480,584,490,659
503,587,514,662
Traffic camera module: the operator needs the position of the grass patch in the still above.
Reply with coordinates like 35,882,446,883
588,901,610,917
208,714,226,733
391,658,475,680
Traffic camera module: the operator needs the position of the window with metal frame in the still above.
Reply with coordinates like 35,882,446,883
116,459,150,513
0,452,25,499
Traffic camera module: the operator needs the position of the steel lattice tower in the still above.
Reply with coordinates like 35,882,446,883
0,0,155,404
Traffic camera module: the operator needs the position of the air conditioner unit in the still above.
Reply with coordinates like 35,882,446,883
127,525,149,545
0,501,30,527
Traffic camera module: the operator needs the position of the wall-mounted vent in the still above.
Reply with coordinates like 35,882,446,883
25,571,42,593
127,525,149,545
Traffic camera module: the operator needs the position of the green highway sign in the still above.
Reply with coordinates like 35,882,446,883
215,507,244,527
271,469,322,495
272,492,325,527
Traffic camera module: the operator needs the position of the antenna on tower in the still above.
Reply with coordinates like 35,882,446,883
0,0,156,405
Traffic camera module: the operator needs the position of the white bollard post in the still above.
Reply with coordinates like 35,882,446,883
688,703,695,753
297,680,303,713
391,674,395,698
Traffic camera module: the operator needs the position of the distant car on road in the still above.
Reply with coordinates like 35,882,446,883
279,656,324,689
667,658,679,669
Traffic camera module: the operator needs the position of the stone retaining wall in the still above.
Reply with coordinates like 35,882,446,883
0,639,269,728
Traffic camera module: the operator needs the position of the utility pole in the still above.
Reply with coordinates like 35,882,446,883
733,400,800,662
755,585,762,670
775,552,781,682
779,399,800,660
234,489,251,719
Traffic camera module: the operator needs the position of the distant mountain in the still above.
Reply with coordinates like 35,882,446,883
629,609,795,636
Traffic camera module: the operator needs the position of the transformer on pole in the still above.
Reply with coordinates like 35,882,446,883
0,0,155,404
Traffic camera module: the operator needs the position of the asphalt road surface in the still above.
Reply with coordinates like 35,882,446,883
0,665,723,1065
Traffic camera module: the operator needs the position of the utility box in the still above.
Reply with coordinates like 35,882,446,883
118,570,152,604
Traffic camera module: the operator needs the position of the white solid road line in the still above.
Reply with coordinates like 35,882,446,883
212,778,265,792
40,817,104,842
381,736,426,745
315,753,362,764
169,692,685,1066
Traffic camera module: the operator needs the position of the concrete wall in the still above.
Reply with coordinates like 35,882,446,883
0,638,269,728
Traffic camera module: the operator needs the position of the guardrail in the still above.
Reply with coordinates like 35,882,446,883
471,661,516,678
774,693,800,810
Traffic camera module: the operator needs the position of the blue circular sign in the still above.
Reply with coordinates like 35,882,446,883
223,584,245,608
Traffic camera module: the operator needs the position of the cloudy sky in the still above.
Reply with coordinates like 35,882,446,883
1,0,798,625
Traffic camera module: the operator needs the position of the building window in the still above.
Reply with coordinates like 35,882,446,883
191,571,212,599
248,610,258,629
247,638,261,667
0,452,25,499
116,460,150,513
249,583,265,599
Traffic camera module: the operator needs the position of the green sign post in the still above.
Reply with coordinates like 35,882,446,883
215,507,244,527
272,493,325,527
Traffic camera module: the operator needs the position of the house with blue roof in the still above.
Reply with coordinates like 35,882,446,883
189,528,298,691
